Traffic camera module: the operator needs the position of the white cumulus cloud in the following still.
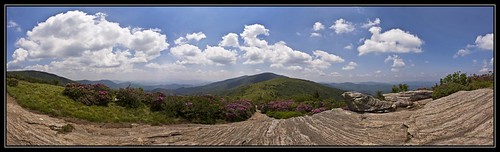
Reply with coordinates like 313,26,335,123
357,26,423,56
186,32,207,41
7,10,169,73
7,20,22,32
313,22,325,31
384,55,406,72
219,33,240,47
342,61,358,70
330,18,355,34
310,32,321,37
344,43,353,50
204,45,238,65
453,49,471,58
475,33,493,50
361,18,381,28
240,24,270,48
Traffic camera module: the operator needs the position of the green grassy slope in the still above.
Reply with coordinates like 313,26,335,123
6,81,176,125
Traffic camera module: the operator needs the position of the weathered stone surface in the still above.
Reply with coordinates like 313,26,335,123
342,92,395,112
384,90,433,103
6,89,493,146
384,90,433,108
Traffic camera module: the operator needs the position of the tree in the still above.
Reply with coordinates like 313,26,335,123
399,84,409,92
391,85,400,93
313,90,320,99
375,90,385,100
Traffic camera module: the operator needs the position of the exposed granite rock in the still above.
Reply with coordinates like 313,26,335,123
6,89,493,145
384,90,433,108
342,92,395,113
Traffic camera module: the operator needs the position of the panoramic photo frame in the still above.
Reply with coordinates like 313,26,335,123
3,4,495,149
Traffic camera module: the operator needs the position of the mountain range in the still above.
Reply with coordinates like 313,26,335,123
6,70,436,100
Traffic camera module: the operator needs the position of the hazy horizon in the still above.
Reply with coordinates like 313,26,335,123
6,7,494,84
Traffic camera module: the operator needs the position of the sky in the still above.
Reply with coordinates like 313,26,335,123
5,6,494,84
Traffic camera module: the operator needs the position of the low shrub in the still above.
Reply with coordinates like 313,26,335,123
116,87,146,108
311,107,327,114
295,103,312,113
266,111,303,119
431,82,468,99
63,83,113,106
144,92,166,111
7,78,18,87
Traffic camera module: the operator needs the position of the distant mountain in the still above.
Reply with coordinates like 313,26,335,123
77,80,193,91
325,82,392,95
221,77,345,102
325,81,437,95
7,70,75,86
148,88,174,96
174,72,286,95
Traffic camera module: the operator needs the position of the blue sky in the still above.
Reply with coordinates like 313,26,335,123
5,7,494,84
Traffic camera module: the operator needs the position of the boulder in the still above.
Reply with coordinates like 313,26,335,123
342,92,395,113
383,90,433,108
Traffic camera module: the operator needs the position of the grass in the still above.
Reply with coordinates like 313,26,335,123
266,111,304,119
7,81,177,125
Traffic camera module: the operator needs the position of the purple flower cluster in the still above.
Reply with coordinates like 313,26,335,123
266,100,294,111
311,107,327,114
223,99,255,122
296,104,313,113
63,83,113,106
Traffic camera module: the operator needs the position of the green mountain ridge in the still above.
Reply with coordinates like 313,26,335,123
220,77,345,102
7,70,75,86
174,72,286,95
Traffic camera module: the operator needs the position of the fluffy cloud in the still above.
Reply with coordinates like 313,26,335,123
384,55,405,72
219,33,240,47
313,22,325,31
361,18,381,28
204,45,238,65
238,24,344,72
7,20,21,32
240,24,270,48
375,70,382,74
7,10,169,73
286,65,303,71
479,59,493,73
144,62,185,71
170,44,206,65
186,32,207,41
330,18,355,34
453,49,470,58
453,33,493,58
170,44,237,66
330,72,342,77
357,26,423,56
310,33,321,37
342,61,358,70
475,33,493,50
312,50,344,63
344,43,353,50
175,32,207,45
490,58,493,66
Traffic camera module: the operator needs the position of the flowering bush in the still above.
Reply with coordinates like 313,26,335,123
223,99,255,122
144,92,166,111
63,83,113,106
311,107,327,114
261,100,294,113
116,87,146,108
295,104,313,113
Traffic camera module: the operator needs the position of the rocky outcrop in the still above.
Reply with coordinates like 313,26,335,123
342,92,395,113
384,90,433,108
6,89,493,145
